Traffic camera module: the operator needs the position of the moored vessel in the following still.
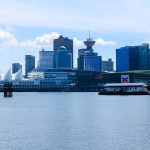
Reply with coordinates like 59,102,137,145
99,83,150,95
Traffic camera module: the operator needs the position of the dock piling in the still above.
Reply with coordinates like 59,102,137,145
3,83,13,97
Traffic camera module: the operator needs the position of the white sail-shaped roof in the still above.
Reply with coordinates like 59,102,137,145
4,68,12,81
14,69,23,81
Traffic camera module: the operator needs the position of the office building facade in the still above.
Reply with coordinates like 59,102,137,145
25,55,35,77
12,63,22,74
116,43,150,72
37,49,54,70
53,35,73,68
102,58,114,72
78,52,102,71
55,46,72,69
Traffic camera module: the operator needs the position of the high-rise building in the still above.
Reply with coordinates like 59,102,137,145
55,46,72,69
102,58,114,72
53,35,73,68
25,55,35,77
37,49,54,70
78,37,102,72
116,43,150,72
78,52,102,71
12,63,22,74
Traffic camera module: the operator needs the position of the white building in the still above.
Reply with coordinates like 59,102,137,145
4,69,12,81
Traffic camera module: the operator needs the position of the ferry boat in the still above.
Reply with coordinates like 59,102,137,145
98,83,150,95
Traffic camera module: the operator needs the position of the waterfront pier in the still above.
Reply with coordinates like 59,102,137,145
3,83,13,97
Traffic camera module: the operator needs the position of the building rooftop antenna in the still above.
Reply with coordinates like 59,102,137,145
84,29,95,49
89,29,91,39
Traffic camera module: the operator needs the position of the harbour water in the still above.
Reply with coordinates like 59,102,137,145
0,92,150,150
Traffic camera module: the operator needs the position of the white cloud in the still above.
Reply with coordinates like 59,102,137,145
0,29,61,49
73,38,84,46
73,37,117,47
18,32,117,48
0,28,18,46
0,31,60,48
0,28,116,49
96,38,117,46
20,32,60,48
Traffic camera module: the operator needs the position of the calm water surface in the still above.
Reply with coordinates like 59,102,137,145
0,92,150,150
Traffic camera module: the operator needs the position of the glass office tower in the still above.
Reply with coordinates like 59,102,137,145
116,43,150,72
54,36,73,68
25,55,35,77
78,52,102,71
37,49,54,70
55,46,72,69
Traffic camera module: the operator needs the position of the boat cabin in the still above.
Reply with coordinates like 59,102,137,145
103,83,147,93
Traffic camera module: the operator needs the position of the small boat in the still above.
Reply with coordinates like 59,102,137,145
98,83,150,95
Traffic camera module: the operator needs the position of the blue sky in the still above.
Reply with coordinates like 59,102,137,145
0,0,150,74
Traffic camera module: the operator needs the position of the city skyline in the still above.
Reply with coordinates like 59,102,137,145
1,0,150,73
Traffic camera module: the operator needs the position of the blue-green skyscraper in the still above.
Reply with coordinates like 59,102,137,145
55,46,72,69
116,43,150,72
